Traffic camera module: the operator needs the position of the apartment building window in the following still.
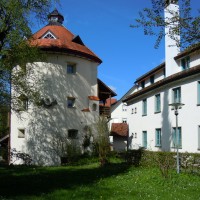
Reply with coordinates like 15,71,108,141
181,56,190,70
155,129,161,147
67,97,75,108
141,80,145,89
150,75,154,84
198,81,200,105
68,129,78,139
142,131,147,149
198,126,200,150
18,129,25,138
155,94,161,113
172,127,182,148
67,63,76,74
142,99,147,116
172,87,181,103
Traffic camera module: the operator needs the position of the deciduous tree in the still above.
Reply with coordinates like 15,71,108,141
131,0,200,49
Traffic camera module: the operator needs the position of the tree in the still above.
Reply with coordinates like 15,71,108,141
131,0,200,49
0,0,59,111
95,116,110,167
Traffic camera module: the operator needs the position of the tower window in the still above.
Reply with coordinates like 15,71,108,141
18,129,25,138
67,63,76,74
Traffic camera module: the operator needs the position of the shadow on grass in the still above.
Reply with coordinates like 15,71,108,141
0,163,130,198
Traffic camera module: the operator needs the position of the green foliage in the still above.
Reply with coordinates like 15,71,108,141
0,0,59,111
0,163,200,200
131,0,200,49
95,116,110,167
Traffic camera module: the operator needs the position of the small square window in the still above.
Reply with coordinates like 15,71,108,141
68,129,78,139
67,97,75,108
67,64,76,74
92,103,97,111
18,129,25,138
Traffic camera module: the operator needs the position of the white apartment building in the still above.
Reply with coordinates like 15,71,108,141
111,0,200,153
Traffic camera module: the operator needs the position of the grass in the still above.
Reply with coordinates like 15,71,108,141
0,161,200,200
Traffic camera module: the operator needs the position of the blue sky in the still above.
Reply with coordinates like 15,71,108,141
33,0,199,99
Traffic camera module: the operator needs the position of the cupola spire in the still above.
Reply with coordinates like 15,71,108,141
48,9,64,25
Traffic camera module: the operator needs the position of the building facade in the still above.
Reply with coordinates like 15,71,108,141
111,1,200,153
9,10,115,165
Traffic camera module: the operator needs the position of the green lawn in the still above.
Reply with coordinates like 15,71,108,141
0,162,200,200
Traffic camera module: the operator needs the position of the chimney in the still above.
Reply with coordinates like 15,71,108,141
164,0,180,77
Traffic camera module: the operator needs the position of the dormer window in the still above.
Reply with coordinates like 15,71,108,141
141,80,145,89
181,56,190,70
42,31,57,39
150,75,154,84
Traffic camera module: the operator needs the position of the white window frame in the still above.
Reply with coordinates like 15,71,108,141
172,127,182,149
155,128,161,147
42,31,57,39
142,99,147,116
142,131,147,149
155,94,161,113
172,87,181,103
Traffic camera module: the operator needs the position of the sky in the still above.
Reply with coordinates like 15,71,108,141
33,0,199,100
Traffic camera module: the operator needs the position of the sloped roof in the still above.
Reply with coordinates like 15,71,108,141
110,123,128,137
124,64,200,102
30,10,102,63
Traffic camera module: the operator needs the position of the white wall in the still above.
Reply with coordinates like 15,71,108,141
127,75,200,153
10,53,100,165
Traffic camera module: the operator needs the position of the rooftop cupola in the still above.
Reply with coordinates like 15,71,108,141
48,9,64,25
165,0,178,7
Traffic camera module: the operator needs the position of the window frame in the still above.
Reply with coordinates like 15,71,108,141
67,63,76,74
172,127,182,149
142,99,147,116
197,81,200,105
67,97,76,108
155,128,161,147
141,80,145,89
181,56,190,70
150,75,155,84
18,129,25,138
155,94,161,113
198,126,200,150
142,131,147,149
172,87,181,103
68,129,78,139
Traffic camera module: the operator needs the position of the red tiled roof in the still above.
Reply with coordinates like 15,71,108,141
99,98,117,107
30,25,102,63
111,123,128,137
88,96,100,101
